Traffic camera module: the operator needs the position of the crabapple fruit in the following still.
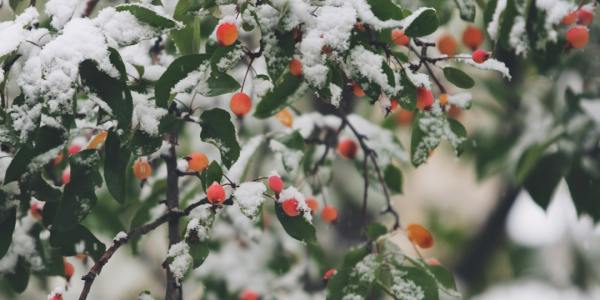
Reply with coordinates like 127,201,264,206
406,223,434,249
337,139,358,159
207,182,226,204
230,92,252,117
216,22,238,46
187,152,209,172
282,198,300,217
133,159,152,180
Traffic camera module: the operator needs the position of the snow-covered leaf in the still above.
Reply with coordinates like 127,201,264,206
326,245,370,300
403,7,438,37
155,54,208,108
275,204,316,244
50,224,106,261
116,3,179,29
200,109,240,168
254,73,303,119
366,0,407,21
453,0,476,21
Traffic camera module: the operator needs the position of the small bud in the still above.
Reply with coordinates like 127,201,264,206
391,28,409,46
239,289,259,300
68,144,81,156
462,26,484,50
323,268,337,281
416,87,434,110
62,168,71,185
306,197,319,214
566,26,590,49
64,260,74,281
352,82,365,97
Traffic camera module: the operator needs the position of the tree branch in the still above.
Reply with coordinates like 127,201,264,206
82,0,100,17
163,141,182,300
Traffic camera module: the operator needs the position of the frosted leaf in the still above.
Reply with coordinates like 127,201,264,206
269,139,303,173
131,92,168,136
487,0,507,41
94,7,157,46
167,242,193,285
45,0,86,30
0,216,44,273
509,16,528,56
457,56,512,80
234,182,267,220
0,7,39,57
448,93,472,109
346,46,400,95
390,269,425,300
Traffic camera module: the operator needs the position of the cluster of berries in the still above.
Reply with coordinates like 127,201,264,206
563,7,594,49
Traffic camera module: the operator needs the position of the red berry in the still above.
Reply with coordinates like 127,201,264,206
406,223,434,249
562,11,577,25
133,159,152,180
306,197,319,214
352,82,365,97
216,22,238,46
30,201,43,221
282,198,300,217
62,168,71,185
566,26,589,49
187,152,209,172
64,260,74,281
230,92,252,117
239,289,259,300
426,257,441,266
321,205,338,223
462,26,484,50
416,87,434,110
391,28,410,46
289,58,302,76
437,34,457,56
49,293,63,300
577,8,594,25
68,144,81,155
337,139,358,159
395,109,413,125
323,268,337,281
471,49,490,64
268,175,284,194
207,182,226,204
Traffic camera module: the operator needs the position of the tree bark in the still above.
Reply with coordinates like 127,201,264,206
164,142,182,300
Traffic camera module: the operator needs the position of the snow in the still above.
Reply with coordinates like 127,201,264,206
227,135,265,182
390,269,425,300
457,56,512,80
0,7,39,57
509,16,528,56
346,114,409,165
234,182,267,220
269,139,303,173
45,0,86,30
411,104,465,165
138,291,155,300
448,92,472,109
131,92,168,136
346,46,399,95
167,241,193,285
0,215,43,273
487,0,507,41
253,76,274,99
114,231,128,242
93,7,156,46
347,0,403,29
329,83,343,107
535,0,575,42
403,67,431,89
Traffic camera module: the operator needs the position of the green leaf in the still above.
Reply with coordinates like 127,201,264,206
199,109,240,168
205,71,240,96
116,3,179,29
210,43,242,72
200,161,223,191
254,73,303,119
50,225,106,261
405,8,439,37
277,130,305,151
30,173,62,203
393,266,439,300
104,131,131,204
447,118,467,156
9,0,30,15
367,223,388,240
453,0,476,21
515,136,561,183
155,54,208,108
383,164,403,194
443,67,475,89
0,207,16,258
79,53,133,132
131,130,163,156
566,158,600,221
275,205,317,244
4,126,65,183
366,0,407,21
523,152,569,209
52,150,102,232
428,265,457,291
172,0,202,54
497,0,518,49
188,241,210,268
484,0,499,25
326,245,370,300
6,256,29,293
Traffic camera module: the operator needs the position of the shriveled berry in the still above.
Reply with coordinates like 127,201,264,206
268,175,284,194
230,92,252,117
437,34,457,56
306,197,319,214
207,182,226,204
337,139,358,159
406,223,434,249
289,58,302,76
462,26,484,50
472,49,490,64
282,198,300,217
187,152,209,172
567,26,589,49
133,159,152,180
216,22,238,46
321,205,338,223
323,268,337,281
416,87,434,110
391,28,410,46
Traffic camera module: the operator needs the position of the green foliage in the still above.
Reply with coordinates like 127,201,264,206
116,4,179,29
254,73,303,119
275,205,317,244
199,109,240,168
443,67,475,89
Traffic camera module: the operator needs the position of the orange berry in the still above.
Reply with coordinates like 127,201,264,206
275,108,293,128
30,201,43,221
132,159,152,180
187,152,209,172
471,49,490,64
395,109,413,125
416,87,434,110
577,9,594,25
289,59,302,76
207,182,226,204
216,22,238,46
462,26,484,50
64,260,74,280
323,268,337,281
321,205,338,223
268,175,284,194
562,11,577,25
437,34,457,56
439,93,449,106
406,223,434,249
337,139,358,159
230,92,252,117
566,26,589,49
239,289,259,300
87,131,108,149
68,144,81,156
282,198,300,217
352,82,365,97
306,197,319,214
391,28,410,46
62,168,71,185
